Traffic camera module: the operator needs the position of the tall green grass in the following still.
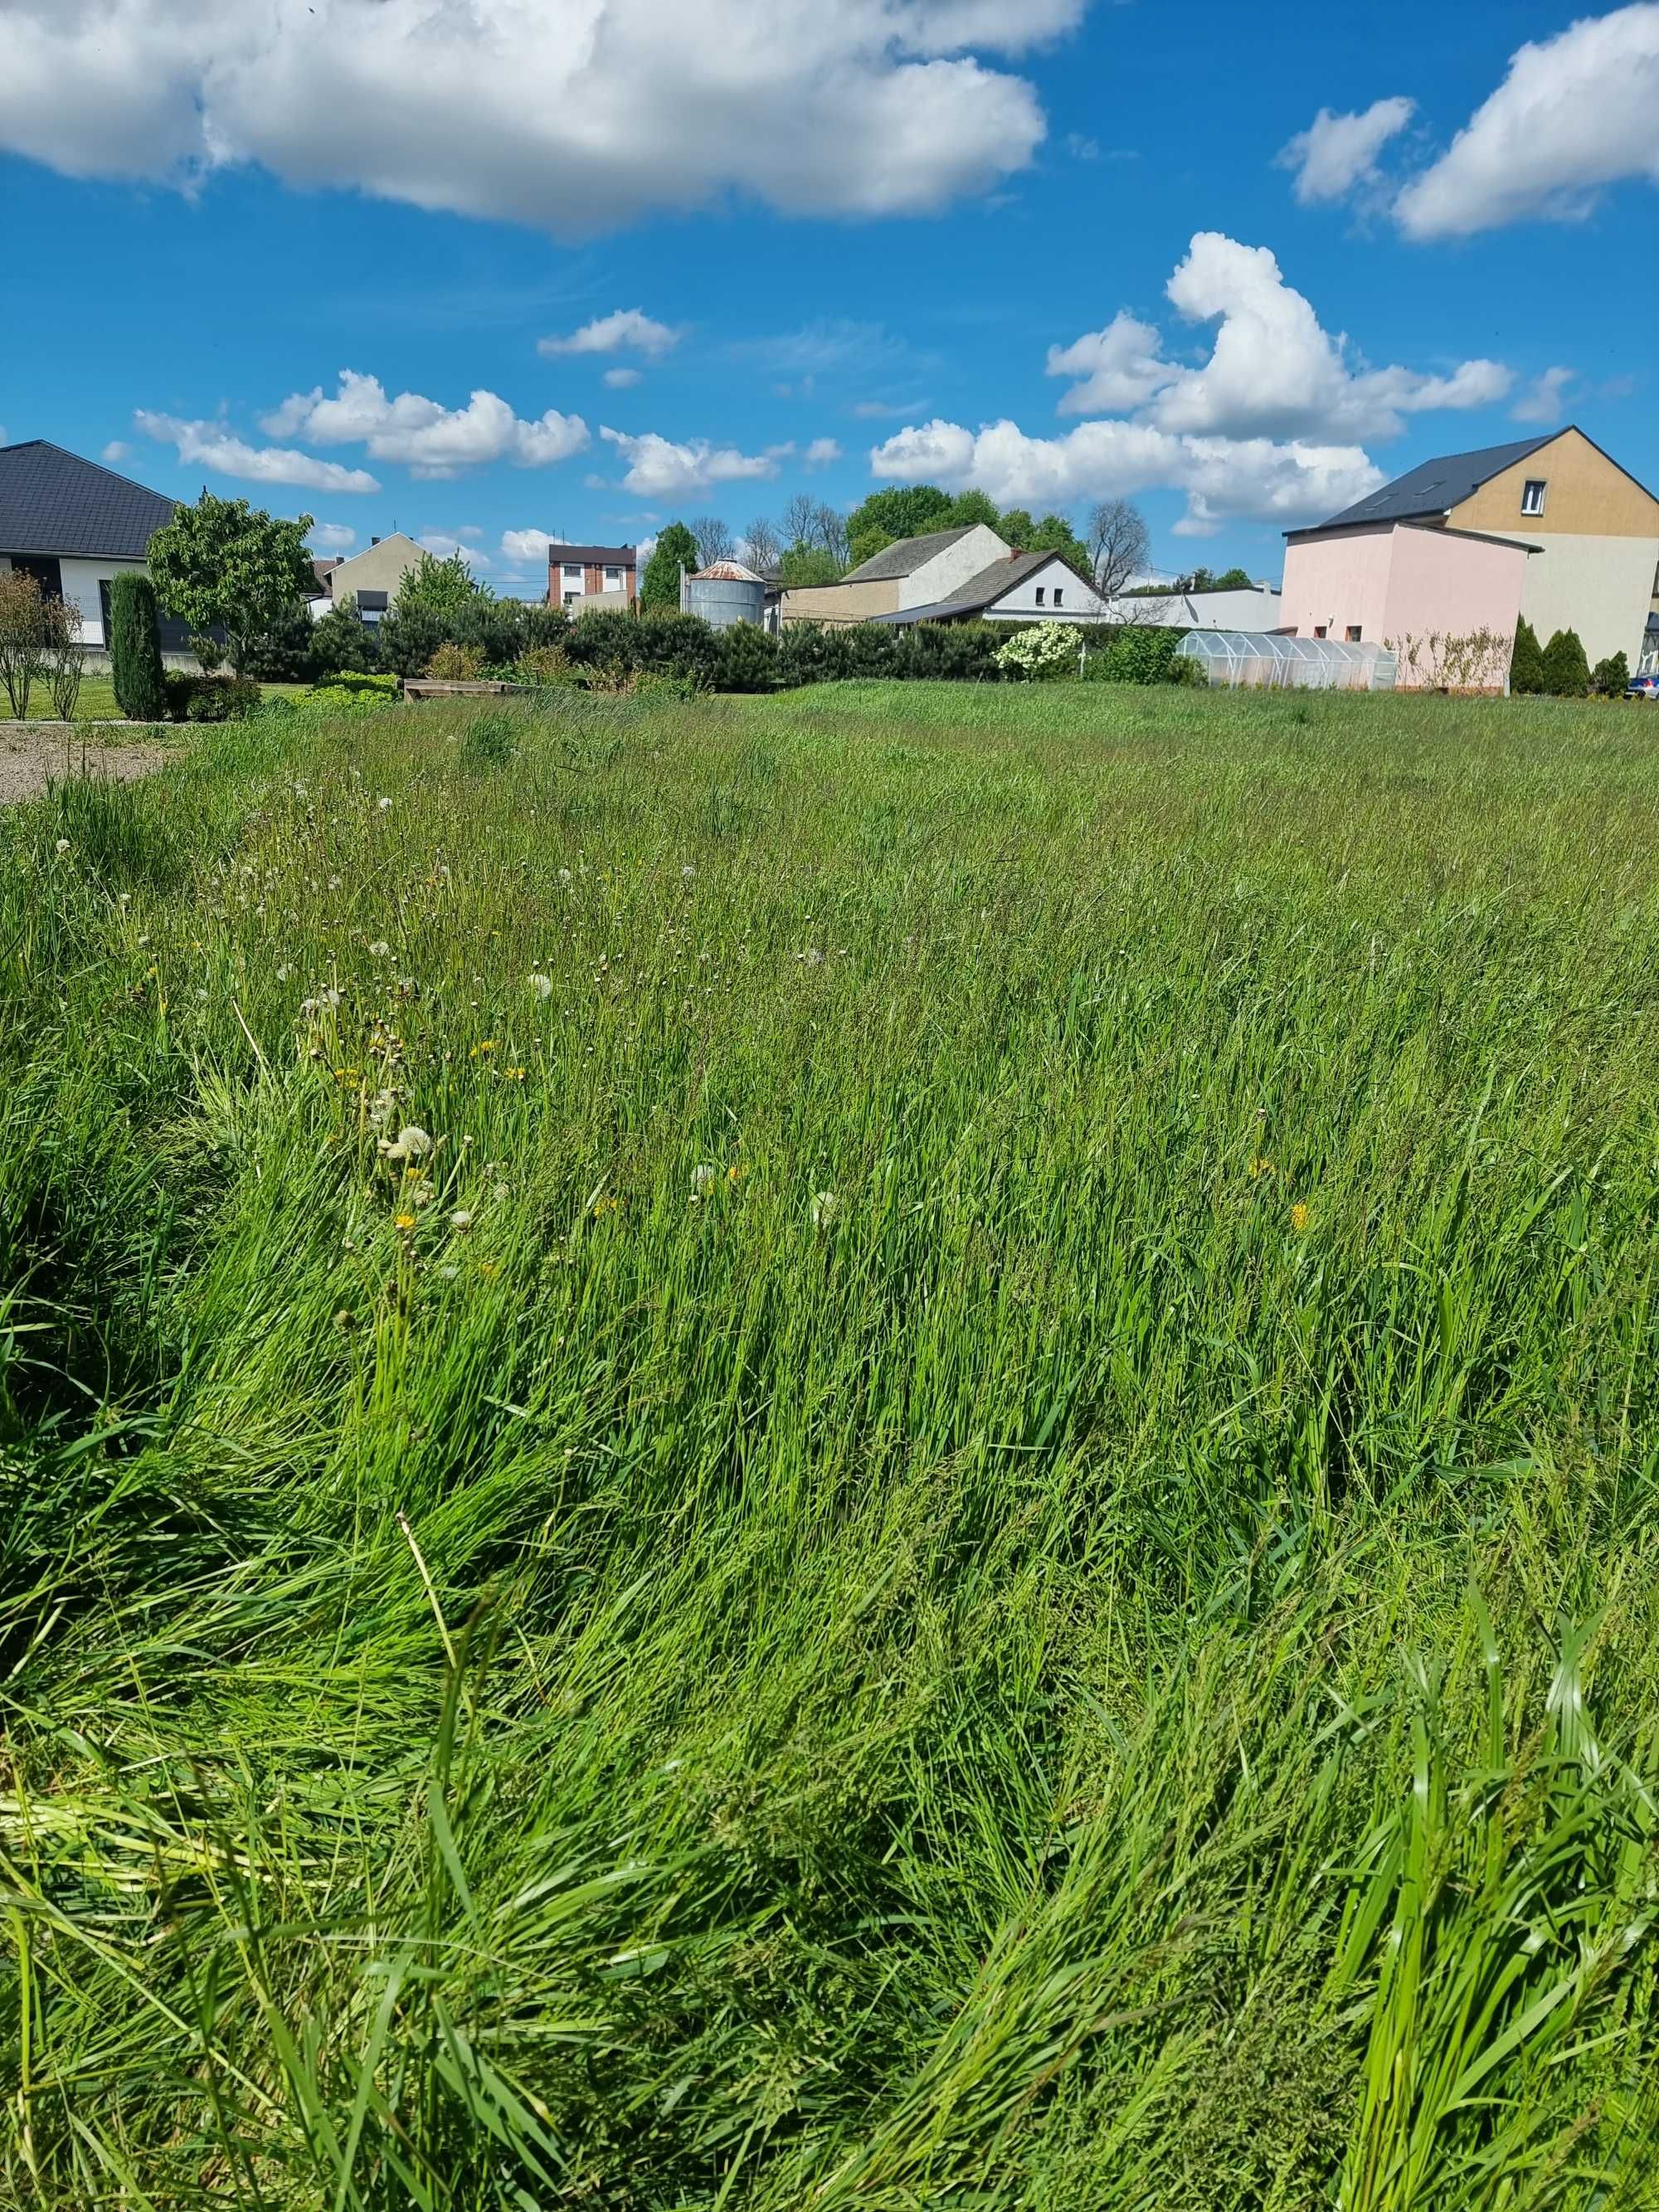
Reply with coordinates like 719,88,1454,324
2,680,1658,2208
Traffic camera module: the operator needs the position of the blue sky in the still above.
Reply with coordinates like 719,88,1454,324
3,0,1656,592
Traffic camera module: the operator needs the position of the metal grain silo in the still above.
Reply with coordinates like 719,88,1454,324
681,560,767,630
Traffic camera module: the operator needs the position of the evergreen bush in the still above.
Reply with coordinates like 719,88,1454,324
1540,629,1591,698
1510,619,1545,695
712,622,777,693
109,572,168,722
1593,651,1631,698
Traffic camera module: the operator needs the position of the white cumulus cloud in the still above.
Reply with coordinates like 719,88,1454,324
101,440,134,464
803,437,844,467
1277,96,1414,204
1046,312,1170,417
1044,235,1510,445
500,527,557,565
540,309,683,360
259,372,589,479
1511,366,1578,425
603,367,644,390
599,427,782,498
0,0,1081,234
308,522,358,551
1395,4,1659,238
869,416,1384,537
134,411,381,493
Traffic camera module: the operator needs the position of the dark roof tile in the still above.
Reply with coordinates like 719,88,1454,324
0,440,177,560
1309,434,1556,531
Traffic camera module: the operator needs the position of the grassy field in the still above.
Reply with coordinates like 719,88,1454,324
0,674,314,722
4,678,1659,2210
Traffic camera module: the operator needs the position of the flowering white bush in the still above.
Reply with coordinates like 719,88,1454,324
994,622,1079,682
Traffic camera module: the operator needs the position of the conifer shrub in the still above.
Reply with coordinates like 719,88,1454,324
108,572,168,722
1510,618,1545,695
1540,629,1591,698
1593,651,1631,698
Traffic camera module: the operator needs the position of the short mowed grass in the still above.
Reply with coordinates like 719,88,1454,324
4,678,1659,2210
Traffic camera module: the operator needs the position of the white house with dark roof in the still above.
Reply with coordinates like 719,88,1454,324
0,440,182,650
780,523,1110,629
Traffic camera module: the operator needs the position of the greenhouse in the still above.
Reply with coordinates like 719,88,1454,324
1177,630,1399,692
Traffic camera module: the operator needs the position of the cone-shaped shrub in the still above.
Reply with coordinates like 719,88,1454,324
1511,617,1545,695
1541,628,1591,698
109,572,168,722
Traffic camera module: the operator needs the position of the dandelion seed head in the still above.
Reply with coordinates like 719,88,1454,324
528,973,553,999
692,1163,718,1197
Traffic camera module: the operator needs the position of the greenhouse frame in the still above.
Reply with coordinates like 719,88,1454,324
1177,630,1399,692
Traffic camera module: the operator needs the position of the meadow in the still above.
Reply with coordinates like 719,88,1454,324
3,678,1659,2210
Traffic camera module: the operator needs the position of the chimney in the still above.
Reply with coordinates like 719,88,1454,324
371,536,381,547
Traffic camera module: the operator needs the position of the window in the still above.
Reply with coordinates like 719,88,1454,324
1053,587,1064,608
1034,586,1046,606
1520,479,1547,517
563,591,581,605
562,562,583,579
604,566,622,582
1345,625,1362,642
1313,624,1328,639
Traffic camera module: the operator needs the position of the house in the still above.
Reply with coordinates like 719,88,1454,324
780,524,1011,628
1281,519,1537,688
315,532,429,625
0,439,182,653
1103,582,1283,630
869,547,1112,628
546,542,637,610
1286,429,1659,669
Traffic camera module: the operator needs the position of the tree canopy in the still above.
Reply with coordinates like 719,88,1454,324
397,549,491,614
147,493,315,673
640,523,700,611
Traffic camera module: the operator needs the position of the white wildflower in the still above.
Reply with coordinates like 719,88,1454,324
54,839,70,856
528,973,553,999
692,1164,718,1197
275,964,293,983
450,1208,474,1232
681,865,695,881
377,797,392,812
811,1189,838,1228
368,939,391,958
328,874,343,892
438,1264,460,1281
558,867,573,885
378,1124,433,1164
368,1089,397,1130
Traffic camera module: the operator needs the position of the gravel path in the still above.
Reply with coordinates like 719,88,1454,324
0,726,173,806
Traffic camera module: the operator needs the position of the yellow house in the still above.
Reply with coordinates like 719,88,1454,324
1308,427,1659,669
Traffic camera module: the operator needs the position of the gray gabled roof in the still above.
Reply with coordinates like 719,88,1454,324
842,525,981,583
870,549,1097,624
1311,434,1557,532
0,440,178,560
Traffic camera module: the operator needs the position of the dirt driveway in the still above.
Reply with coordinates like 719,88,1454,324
0,726,173,806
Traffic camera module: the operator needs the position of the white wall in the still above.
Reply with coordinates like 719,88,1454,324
0,553,148,646
1512,534,1659,667
1102,586,1282,630
981,556,1111,623
900,524,1008,609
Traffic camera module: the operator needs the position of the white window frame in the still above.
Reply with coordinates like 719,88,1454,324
1520,479,1548,518
562,562,583,579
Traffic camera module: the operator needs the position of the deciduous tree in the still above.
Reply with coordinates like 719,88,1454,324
690,517,735,567
1087,498,1151,598
640,522,700,611
147,493,315,673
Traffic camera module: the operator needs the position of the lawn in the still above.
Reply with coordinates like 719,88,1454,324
0,673,314,721
5,678,1659,2210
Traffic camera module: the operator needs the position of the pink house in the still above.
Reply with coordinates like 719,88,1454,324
1280,521,1539,689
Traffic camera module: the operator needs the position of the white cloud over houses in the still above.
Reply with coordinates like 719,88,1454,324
540,310,683,360
260,372,589,479
307,522,358,551
1276,97,1413,205
0,0,1082,234
134,411,381,493
1395,4,1659,238
599,428,784,498
418,532,491,570
1511,366,1578,425
869,416,1385,537
500,527,557,566
1046,234,1511,445
101,440,134,464
881,230,1518,533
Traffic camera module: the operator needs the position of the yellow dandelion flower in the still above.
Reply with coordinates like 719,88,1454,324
1291,1203,1310,1233
394,1211,418,1232
470,1040,497,1057
1248,1156,1275,1179
727,1163,748,1184
592,1194,620,1218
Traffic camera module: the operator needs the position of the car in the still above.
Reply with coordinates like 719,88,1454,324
1627,671,1659,700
